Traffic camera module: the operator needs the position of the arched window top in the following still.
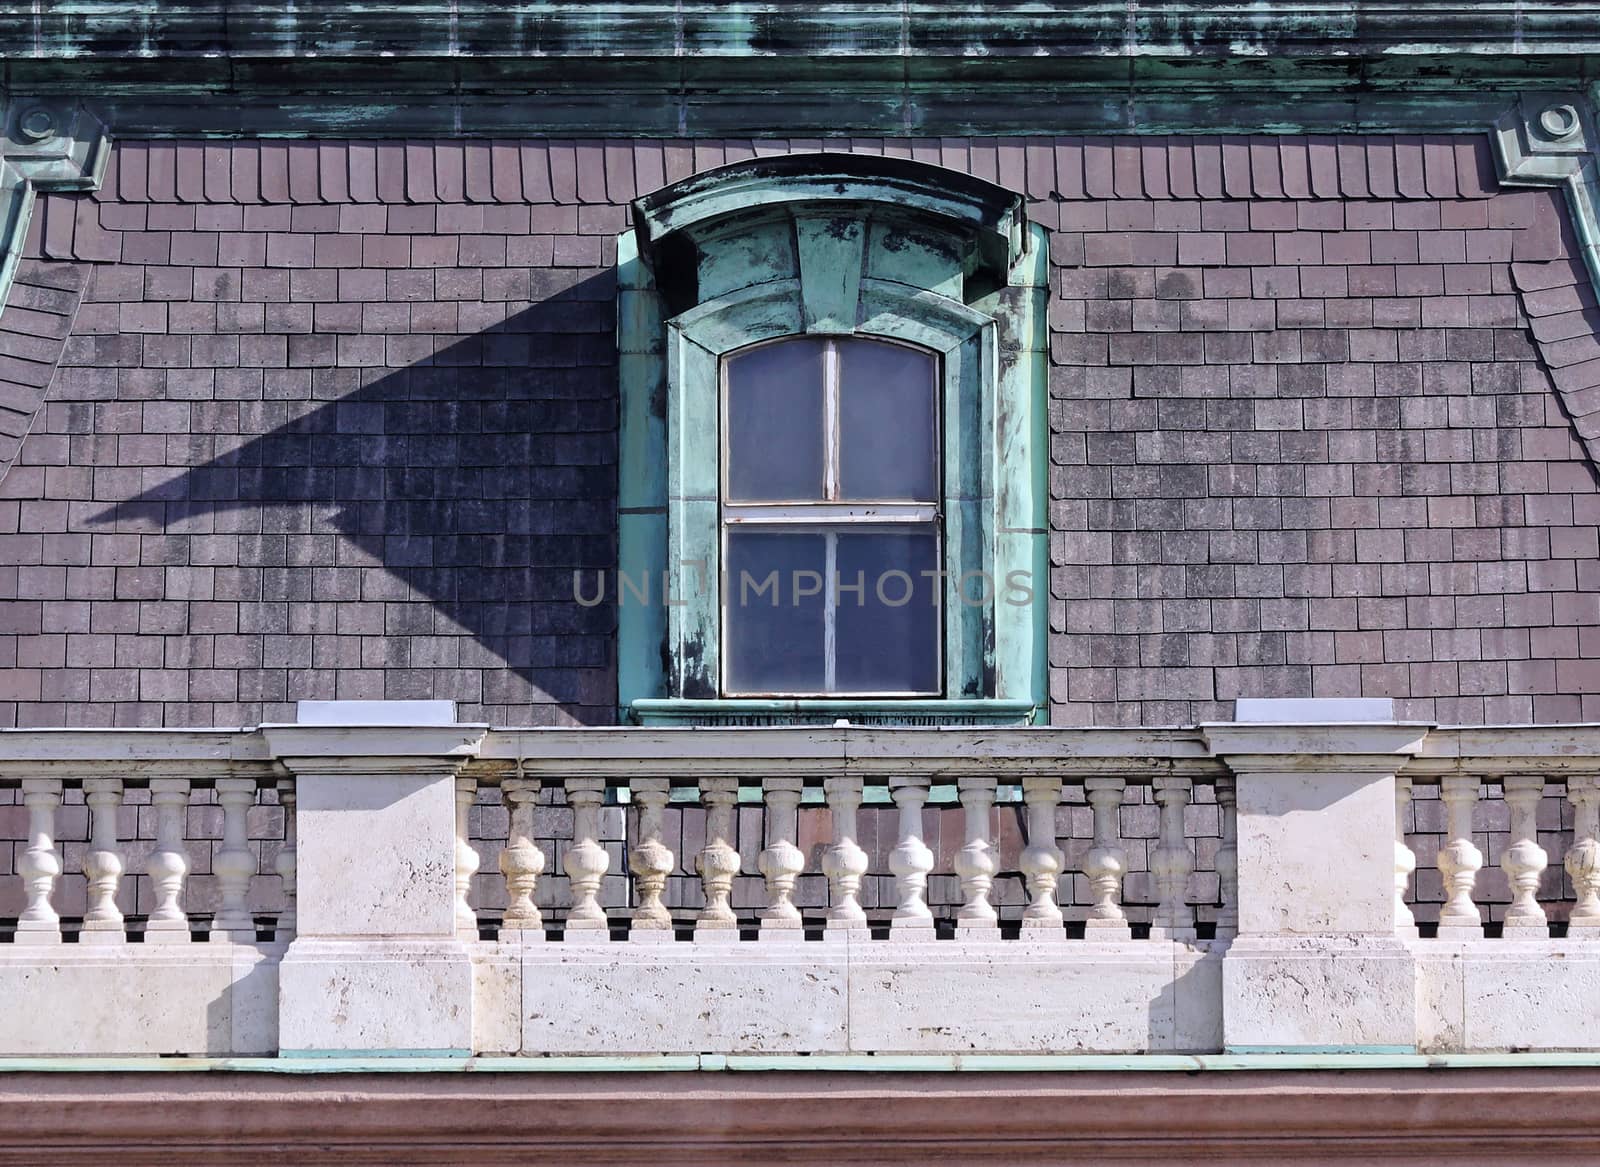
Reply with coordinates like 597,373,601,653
632,153,1029,308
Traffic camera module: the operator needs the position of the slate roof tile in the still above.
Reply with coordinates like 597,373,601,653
318,143,350,205
489,140,521,204
373,142,407,204
549,141,579,202
259,142,291,203
231,143,261,204
288,142,321,205
405,141,437,204
116,141,148,203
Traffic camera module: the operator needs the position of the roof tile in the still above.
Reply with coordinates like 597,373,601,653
318,143,349,204
549,141,579,202
373,142,406,204
117,141,148,203
520,141,553,203
229,143,261,204
175,142,206,203
1055,138,1085,200
489,140,521,204
203,144,232,203
259,141,291,203
1367,138,1399,199
404,141,438,204
288,142,320,204
347,142,378,204
462,141,493,203
434,141,465,203
146,142,176,203
1423,135,1459,199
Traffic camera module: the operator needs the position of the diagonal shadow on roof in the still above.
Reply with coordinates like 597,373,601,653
94,270,620,724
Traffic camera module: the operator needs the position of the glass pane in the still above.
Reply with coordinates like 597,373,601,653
725,338,826,501
834,526,941,693
838,338,938,501
724,530,827,693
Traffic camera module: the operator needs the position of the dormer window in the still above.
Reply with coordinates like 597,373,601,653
617,154,1048,725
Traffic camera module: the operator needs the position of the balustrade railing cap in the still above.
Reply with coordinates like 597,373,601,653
0,728,274,768
474,725,1221,779
1199,721,1433,769
1405,723,1600,776
262,723,490,771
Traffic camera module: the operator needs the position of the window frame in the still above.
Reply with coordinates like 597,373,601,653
618,154,1047,727
718,333,947,700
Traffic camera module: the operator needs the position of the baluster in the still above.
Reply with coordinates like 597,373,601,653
696,776,741,937
822,775,869,934
758,776,806,938
1083,776,1132,939
210,777,259,942
499,774,547,937
1019,774,1064,934
454,776,481,941
889,775,934,937
15,778,63,944
1501,774,1549,937
1150,775,1195,942
1566,775,1600,934
1436,772,1484,939
144,777,192,943
954,773,999,938
81,777,125,945
274,778,297,941
1394,775,1418,939
628,777,674,936
1213,775,1238,939
563,776,610,939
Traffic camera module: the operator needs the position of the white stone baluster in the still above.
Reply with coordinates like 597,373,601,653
1019,774,1065,934
15,778,63,944
758,776,806,938
822,775,869,934
1150,775,1195,942
453,775,481,941
211,777,259,942
1436,772,1484,939
889,775,934,937
563,776,610,939
628,777,674,937
1394,775,1418,939
499,774,547,937
274,778,297,940
144,777,192,943
1213,775,1238,939
954,773,999,939
1083,776,1132,939
80,777,126,945
1501,774,1549,937
696,776,741,937
1567,775,1600,934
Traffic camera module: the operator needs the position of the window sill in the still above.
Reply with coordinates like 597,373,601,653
629,698,1040,727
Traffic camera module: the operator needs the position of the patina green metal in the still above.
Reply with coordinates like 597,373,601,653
618,154,1048,726
0,98,108,314
1,4,1598,138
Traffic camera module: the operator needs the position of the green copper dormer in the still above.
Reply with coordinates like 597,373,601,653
617,154,1048,726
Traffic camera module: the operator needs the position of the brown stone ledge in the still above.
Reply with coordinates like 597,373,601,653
3,1068,1600,1165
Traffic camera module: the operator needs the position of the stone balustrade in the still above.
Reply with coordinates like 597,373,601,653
2,720,1600,1059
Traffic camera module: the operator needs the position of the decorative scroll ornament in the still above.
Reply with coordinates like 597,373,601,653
0,99,110,312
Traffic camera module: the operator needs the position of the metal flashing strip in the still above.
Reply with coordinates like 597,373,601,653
7,1052,1600,1074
